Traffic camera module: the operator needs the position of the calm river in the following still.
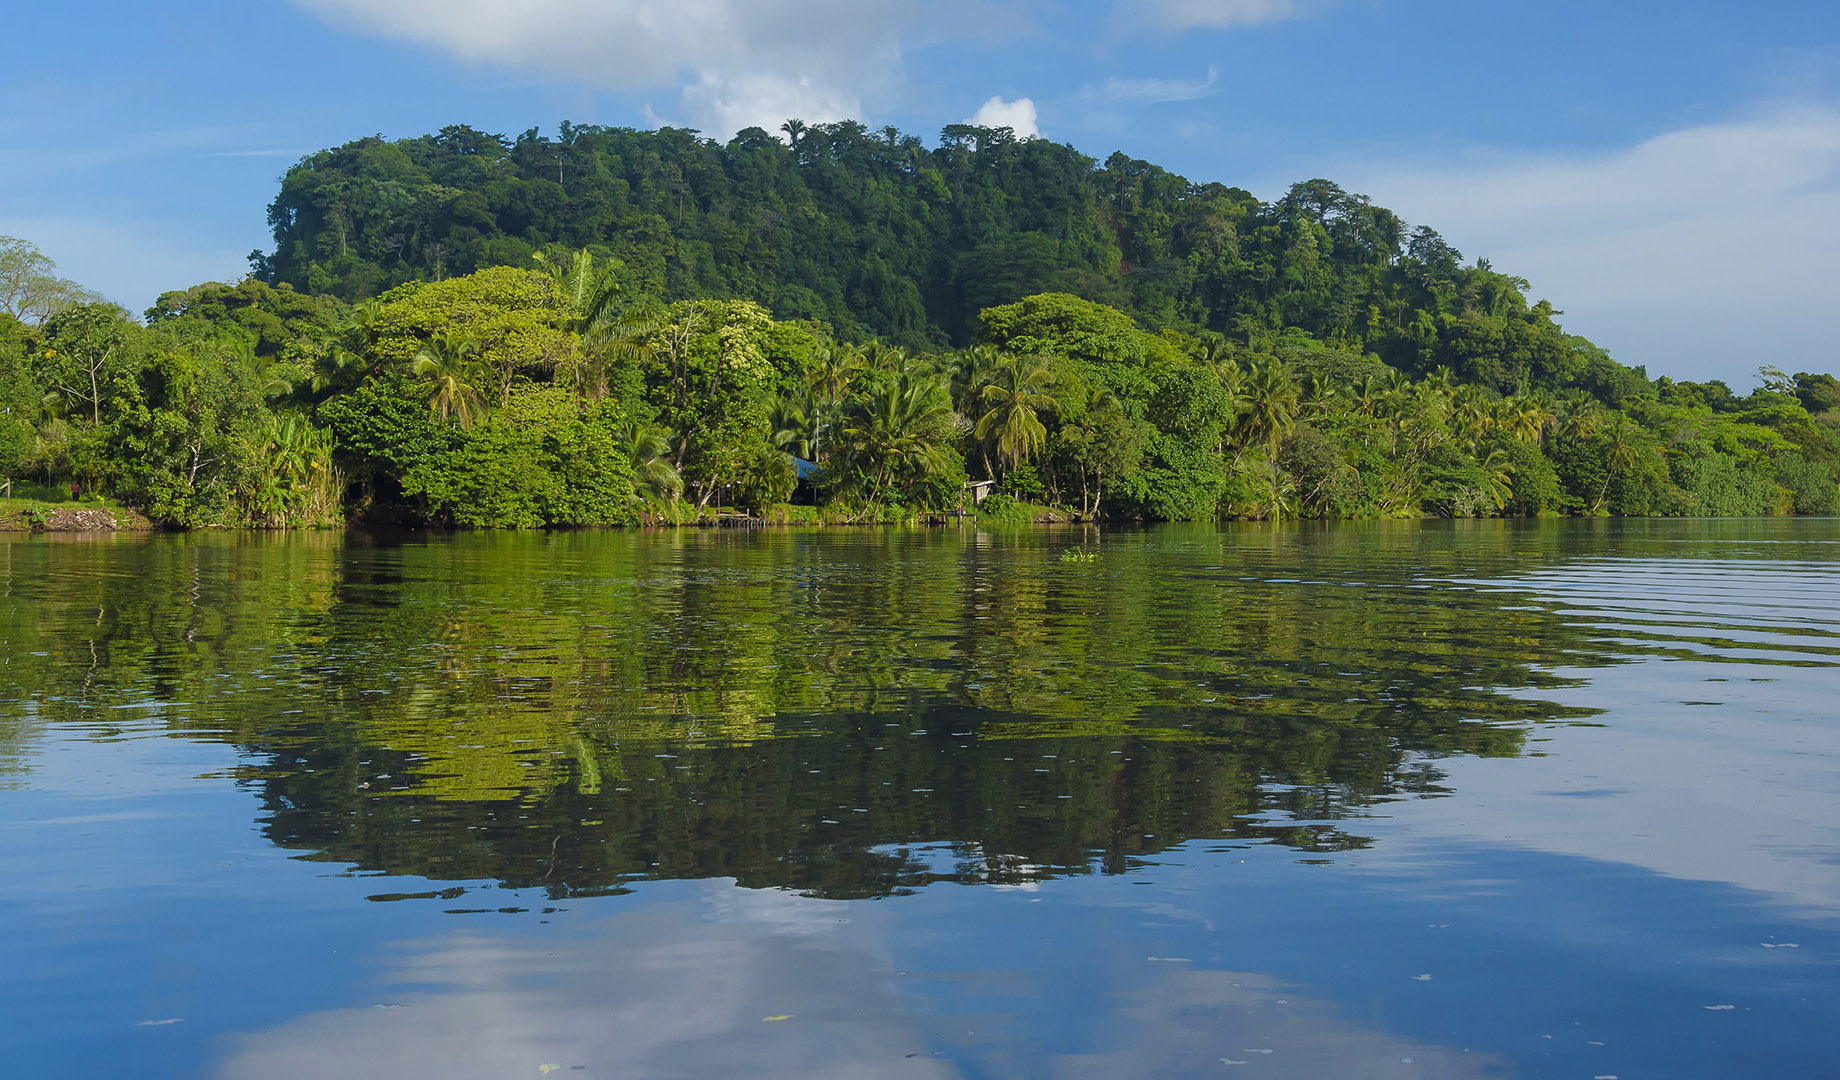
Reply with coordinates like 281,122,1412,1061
2,521,1836,1077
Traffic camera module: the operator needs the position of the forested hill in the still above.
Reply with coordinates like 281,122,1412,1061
259,121,1634,400
5,118,1833,533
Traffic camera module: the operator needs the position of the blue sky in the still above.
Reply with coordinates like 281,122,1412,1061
4,0,1838,382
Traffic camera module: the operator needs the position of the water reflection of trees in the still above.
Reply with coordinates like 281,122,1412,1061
0,524,1637,898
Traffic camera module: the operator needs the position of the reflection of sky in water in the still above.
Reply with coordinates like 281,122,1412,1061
6,680,1836,1079
1415,558,1840,911
215,877,1506,1080
2,524,1838,1077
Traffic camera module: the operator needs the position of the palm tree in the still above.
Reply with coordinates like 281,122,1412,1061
534,249,652,399
841,372,955,508
1192,331,1232,372
1556,396,1603,442
1494,396,1548,445
1353,373,1385,417
533,248,624,331
310,299,385,398
806,344,865,463
1451,385,1494,453
1478,447,1514,513
1300,372,1341,419
616,420,682,503
1237,358,1299,454
411,332,486,429
863,341,912,377
1252,453,1296,521
770,392,815,460
974,353,1056,474
1594,416,1640,514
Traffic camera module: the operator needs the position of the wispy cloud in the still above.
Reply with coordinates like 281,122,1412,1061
0,127,269,178
203,148,310,159
1127,0,1320,31
1334,105,1840,382
1079,65,1219,105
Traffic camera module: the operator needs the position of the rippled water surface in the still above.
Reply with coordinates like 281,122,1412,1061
2,520,1836,1077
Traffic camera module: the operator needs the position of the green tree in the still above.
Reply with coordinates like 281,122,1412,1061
975,353,1057,474
1237,359,1299,455
0,235,99,324
841,371,956,507
40,303,136,427
411,332,488,428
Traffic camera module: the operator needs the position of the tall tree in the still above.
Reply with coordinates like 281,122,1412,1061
412,332,487,428
975,354,1057,474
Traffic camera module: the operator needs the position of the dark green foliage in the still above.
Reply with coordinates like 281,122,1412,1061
108,343,270,526
0,321,38,486
1792,372,1840,417
320,374,457,487
1493,436,1564,516
1282,424,1363,519
258,124,1627,394
1776,454,1839,515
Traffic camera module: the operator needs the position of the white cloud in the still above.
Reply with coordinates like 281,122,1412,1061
289,0,1005,136
967,95,1040,138
1080,65,1219,105
680,72,867,138
1133,0,1312,31
1334,107,1840,383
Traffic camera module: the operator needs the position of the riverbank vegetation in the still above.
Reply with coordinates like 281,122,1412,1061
2,121,1837,528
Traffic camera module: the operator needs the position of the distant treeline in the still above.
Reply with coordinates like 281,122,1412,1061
1,120,1836,527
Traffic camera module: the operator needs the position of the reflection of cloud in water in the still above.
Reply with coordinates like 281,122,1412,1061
217,881,1499,1080
218,885,950,1079
1040,968,1496,1079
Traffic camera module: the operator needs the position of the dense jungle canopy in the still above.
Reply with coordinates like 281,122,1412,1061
2,120,1837,528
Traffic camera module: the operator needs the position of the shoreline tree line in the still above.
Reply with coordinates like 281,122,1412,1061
1,120,1836,527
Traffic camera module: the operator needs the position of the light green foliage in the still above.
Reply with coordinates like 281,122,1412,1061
38,302,139,427
0,235,100,324
241,416,343,527
372,267,575,405
639,300,778,506
402,385,636,528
